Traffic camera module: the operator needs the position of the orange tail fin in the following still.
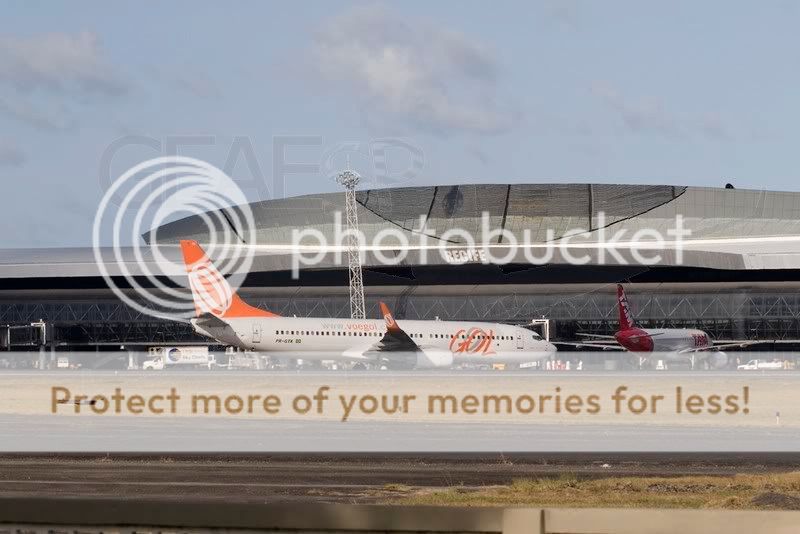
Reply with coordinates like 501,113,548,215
180,240,278,319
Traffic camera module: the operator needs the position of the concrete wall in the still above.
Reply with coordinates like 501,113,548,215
0,498,798,533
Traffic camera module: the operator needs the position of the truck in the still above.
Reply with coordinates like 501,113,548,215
142,346,215,370
737,359,784,371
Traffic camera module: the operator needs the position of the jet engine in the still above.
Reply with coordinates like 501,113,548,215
380,349,454,370
415,349,454,369
708,351,728,369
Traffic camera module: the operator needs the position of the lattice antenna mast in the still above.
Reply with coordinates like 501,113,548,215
336,170,366,319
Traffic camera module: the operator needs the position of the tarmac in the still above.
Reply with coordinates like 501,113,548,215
1,453,799,503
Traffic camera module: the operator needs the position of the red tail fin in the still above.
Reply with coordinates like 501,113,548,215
180,240,278,319
617,284,635,330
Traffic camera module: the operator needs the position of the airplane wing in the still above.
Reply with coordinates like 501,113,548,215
193,312,229,329
577,332,664,341
576,333,616,339
678,340,773,354
336,302,426,367
357,302,455,368
553,341,625,351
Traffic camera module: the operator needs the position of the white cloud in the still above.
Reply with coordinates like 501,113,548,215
310,4,519,136
0,31,125,96
0,139,26,167
590,80,732,140
0,94,72,131
159,66,222,100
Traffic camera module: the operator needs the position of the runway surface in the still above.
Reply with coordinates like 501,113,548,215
1,454,800,503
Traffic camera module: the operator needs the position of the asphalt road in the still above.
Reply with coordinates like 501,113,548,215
0,454,799,503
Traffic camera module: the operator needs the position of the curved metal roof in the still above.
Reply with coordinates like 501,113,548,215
3,183,800,279
143,183,687,246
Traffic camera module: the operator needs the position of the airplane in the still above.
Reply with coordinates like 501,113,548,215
572,284,760,369
179,240,557,369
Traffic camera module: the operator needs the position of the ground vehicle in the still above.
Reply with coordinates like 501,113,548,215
142,346,215,370
737,359,783,371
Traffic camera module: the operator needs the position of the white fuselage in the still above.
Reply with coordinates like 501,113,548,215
192,316,556,365
617,327,723,365
648,329,711,354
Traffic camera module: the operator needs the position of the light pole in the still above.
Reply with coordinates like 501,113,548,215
336,170,366,320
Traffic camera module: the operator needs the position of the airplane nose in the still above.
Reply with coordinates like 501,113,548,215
546,342,557,354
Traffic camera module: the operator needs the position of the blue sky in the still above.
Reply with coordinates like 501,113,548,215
1,1,799,247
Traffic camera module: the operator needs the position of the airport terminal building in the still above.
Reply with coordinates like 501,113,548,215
3,183,800,353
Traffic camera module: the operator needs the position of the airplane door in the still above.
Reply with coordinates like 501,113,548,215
252,323,262,343
516,332,523,349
